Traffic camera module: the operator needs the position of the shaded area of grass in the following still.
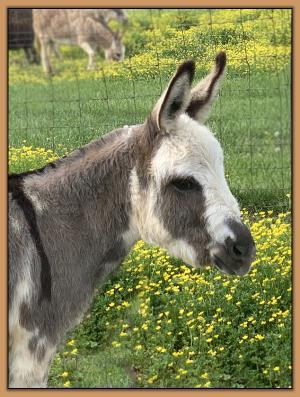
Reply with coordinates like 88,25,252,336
49,346,135,388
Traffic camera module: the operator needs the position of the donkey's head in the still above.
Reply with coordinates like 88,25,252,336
108,9,129,24
104,30,125,61
131,52,255,276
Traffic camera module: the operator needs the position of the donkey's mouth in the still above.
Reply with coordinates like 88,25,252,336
212,255,236,275
212,254,251,276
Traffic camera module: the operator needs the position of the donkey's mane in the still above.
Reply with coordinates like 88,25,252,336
9,126,131,184
8,126,141,207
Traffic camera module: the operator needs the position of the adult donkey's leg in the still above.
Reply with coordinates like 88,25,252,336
78,41,96,70
50,41,62,60
9,323,56,388
39,37,53,75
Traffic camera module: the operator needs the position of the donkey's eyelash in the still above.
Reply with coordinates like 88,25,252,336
169,177,201,192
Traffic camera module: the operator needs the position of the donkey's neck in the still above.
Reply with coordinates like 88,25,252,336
23,126,140,257
93,19,114,49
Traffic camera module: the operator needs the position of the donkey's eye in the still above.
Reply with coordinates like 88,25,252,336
170,177,200,192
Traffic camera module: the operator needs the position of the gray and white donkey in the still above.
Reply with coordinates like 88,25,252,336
9,52,256,388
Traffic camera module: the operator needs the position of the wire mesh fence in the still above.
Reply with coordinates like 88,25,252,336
8,8,292,212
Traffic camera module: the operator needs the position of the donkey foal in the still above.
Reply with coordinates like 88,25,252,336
8,52,256,388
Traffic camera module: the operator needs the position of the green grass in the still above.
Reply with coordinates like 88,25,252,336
49,346,135,388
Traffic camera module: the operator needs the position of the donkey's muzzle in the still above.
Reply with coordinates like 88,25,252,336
212,219,256,276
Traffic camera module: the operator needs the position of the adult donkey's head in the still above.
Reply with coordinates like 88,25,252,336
131,52,256,276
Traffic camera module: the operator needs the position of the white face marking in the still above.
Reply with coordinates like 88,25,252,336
129,168,171,244
151,114,241,247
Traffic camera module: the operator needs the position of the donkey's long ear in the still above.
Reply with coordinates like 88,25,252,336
151,60,195,133
186,52,226,124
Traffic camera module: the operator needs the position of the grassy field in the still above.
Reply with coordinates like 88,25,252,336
8,9,292,388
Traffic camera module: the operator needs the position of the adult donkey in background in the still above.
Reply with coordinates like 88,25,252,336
8,52,256,388
33,9,125,74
